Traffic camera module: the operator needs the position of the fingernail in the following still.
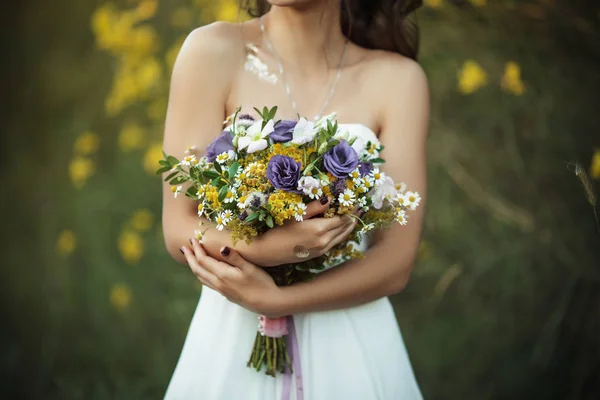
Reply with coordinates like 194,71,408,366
319,196,329,205
189,238,193,245
179,247,185,254
220,246,230,256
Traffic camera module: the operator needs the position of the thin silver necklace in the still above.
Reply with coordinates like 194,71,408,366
260,15,349,121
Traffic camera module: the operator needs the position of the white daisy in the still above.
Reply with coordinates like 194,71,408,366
294,203,307,222
180,155,197,167
216,150,236,164
291,117,317,145
238,119,274,153
370,169,386,185
357,197,368,208
339,189,356,207
222,210,234,222
184,145,197,155
297,176,322,199
194,229,207,244
404,191,421,211
171,185,182,198
395,181,407,194
215,212,229,231
237,196,248,210
197,202,206,217
359,223,375,235
366,142,380,159
223,188,237,204
349,168,362,181
396,209,408,225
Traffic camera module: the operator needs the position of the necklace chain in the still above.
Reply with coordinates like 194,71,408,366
260,15,348,121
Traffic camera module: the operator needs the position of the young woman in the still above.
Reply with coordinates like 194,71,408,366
162,0,429,398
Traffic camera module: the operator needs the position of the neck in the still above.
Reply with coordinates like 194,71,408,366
263,1,345,74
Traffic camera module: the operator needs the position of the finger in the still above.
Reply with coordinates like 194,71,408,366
324,219,357,253
303,196,331,219
190,237,206,260
219,246,253,272
322,216,354,240
181,246,219,289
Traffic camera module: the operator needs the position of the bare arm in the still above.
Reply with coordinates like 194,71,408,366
271,58,430,315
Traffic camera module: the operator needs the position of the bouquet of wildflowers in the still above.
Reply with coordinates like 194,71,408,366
157,106,421,376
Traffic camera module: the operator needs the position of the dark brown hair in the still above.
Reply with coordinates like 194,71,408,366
238,0,423,60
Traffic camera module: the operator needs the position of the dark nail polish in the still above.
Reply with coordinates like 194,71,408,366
220,246,231,257
179,247,185,254
189,238,193,244
319,196,328,205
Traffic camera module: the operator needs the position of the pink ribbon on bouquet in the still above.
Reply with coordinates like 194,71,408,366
259,315,303,400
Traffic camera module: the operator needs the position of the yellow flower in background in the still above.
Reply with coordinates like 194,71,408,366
118,121,146,152
130,209,154,232
591,149,600,179
418,241,431,260
110,283,132,311
118,230,144,264
134,0,158,21
144,143,164,175
501,61,526,95
69,157,95,188
469,0,487,6
74,131,100,155
57,230,76,256
458,60,488,94
424,0,444,8
217,0,241,22
170,6,193,29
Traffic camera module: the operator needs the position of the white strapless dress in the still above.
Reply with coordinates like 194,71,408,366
164,124,424,400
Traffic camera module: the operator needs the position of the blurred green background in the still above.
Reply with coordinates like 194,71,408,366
1,0,599,399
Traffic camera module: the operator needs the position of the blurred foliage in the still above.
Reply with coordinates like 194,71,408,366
1,0,599,399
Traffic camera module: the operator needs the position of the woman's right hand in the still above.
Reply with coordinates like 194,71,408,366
252,197,357,267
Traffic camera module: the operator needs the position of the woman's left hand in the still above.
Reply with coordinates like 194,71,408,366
181,238,284,317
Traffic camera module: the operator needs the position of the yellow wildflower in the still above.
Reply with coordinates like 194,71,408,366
130,209,154,232
147,97,167,121
143,143,164,175
118,121,145,152
57,229,76,256
69,157,95,188
501,61,526,95
74,132,100,155
110,283,132,311
134,0,158,21
424,0,444,8
591,149,600,179
458,60,488,94
118,230,144,264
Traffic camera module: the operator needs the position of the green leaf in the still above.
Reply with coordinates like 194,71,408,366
156,166,171,175
213,161,222,174
202,170,221,179
370,158,386,164
266,215,274,228
158,159,170,167
326,139,340,149
211,177,222,186
169,176,187,185
167,155,179,166
258,213,264,221
244,212,260,224
218,185,229,202
228,161,239,179
164,171,179,181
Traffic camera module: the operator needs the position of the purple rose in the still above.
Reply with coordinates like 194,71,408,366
270,120,297,143
323,140,359,178
206,130,234,162
266,155,302,192
358,162,374,177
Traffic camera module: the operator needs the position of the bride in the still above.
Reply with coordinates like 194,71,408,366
161,0,429,398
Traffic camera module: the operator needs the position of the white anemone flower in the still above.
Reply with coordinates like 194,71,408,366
238,119,274,153
291,117,317,145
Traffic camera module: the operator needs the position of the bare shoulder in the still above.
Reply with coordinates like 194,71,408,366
173,21,246,80
363,50,429,99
